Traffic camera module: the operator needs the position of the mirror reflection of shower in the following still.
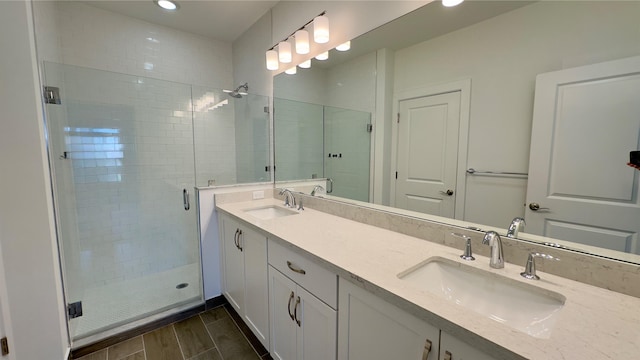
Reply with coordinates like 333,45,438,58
223,82,249,98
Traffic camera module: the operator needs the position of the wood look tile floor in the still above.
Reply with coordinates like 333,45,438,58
76,305,270,360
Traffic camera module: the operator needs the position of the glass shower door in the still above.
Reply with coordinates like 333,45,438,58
43,62,202,342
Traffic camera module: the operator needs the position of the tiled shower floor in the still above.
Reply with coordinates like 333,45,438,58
73,263,202,339
75,305,269,360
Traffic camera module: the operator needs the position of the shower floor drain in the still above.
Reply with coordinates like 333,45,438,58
176,283,189,289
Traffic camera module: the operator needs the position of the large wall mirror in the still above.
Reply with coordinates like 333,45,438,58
273,1,640,264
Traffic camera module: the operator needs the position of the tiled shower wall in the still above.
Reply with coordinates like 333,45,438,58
31,2,239,292
47,63,199,290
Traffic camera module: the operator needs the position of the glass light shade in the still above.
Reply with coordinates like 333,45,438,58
315,51,329,61
285,66,297,75
299,59,311,69
313,15,329,43
278,41,292,63
295,30,310,54
266,50,279,70
442,0,464,7
336,41,351,51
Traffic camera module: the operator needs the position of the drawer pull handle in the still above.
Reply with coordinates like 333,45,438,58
421,339,432,360
443,351,452,360
287,291,295,321
287,261,306,275
294,296,301,326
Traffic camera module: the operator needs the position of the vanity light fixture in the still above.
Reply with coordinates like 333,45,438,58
313,14,330,43
295,30,310,54
315,51,329,61
336,41,351,51
285,66,297,75
278,40,292,63
299,59,311,69
265,11,329,70
154,0,179,11
266,50,279,70
442,0,464,7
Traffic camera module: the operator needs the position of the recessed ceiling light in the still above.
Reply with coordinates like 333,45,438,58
154,0,179,11
442,0,464,7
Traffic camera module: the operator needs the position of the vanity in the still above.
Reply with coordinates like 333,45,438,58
214,192,640,360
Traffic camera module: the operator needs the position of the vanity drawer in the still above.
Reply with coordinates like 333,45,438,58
268,239,337,309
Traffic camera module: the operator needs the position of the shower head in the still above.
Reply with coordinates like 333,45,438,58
223,83,249,98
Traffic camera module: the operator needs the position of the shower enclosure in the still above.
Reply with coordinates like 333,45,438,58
42,62,270,344
274,98,372,202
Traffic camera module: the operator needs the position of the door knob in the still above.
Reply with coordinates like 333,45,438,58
529,202,550,211
440,189,454,196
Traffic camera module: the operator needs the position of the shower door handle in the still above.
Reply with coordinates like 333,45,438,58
326,178,333,194
183,189,190,211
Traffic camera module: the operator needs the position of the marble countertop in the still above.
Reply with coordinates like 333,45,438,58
217,198,640,360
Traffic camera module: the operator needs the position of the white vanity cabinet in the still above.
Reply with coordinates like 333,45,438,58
338,278,497,360
219,214,270,349
268,240,338,360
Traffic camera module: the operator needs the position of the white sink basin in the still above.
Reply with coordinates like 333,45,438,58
243,205,298,220
398,257,565,339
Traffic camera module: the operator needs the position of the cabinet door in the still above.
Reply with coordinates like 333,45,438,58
338,278,440,360
243,227,270,350
297,285,337,360
269,267,298,360
221,215,244,313
439,331,498,360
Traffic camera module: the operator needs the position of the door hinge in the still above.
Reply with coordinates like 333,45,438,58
366,124,373,133
264,106,270,114
265,165,276,172
68,301,83,319
397,113,400,123
395,171,398,179
1,337,8,356
43,86,61,105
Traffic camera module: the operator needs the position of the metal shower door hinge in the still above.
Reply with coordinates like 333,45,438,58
43,86,61,104
366,124,373,132
68,301,83,319
0,337,8,356
264,106,270,114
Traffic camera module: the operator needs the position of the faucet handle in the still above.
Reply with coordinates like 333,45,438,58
520,252,559,280
452,233,475,261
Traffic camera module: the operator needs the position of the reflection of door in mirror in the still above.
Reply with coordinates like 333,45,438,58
527,56,640,254
394,92,460,218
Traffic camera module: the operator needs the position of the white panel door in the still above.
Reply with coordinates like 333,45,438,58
221,216,244,313
527,56,640,254
297,286,337,360
395,92,461,217
242,227,269,350
269,267,298,360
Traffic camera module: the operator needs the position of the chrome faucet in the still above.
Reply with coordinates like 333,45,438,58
482,231,504,269
521,252,559,280
310,185,325,196
279,189,296,208
506,217,526,238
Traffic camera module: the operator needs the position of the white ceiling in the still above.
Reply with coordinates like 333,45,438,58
84,0,279,42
